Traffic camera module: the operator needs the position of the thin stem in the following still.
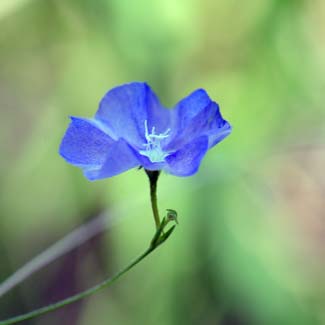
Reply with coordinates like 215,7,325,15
145,170,161,229
0,170,176,325
0,216,176,325
0,185,164,299
0,246,155,325
0,212,109,298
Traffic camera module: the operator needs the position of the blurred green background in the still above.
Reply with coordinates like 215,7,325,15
1,0,325,324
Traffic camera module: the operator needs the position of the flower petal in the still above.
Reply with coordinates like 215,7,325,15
164,136,209,177
59,117,115,168
167,89,231,150
84,139,140,180
207,121,232,148
174,89,212,127
95,82,170,148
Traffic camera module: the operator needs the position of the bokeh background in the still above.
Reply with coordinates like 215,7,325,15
1,0,325,324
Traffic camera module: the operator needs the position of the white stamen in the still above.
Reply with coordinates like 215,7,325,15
139,120,171,163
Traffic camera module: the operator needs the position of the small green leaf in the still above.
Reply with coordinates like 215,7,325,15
166,209,178,224
158,225,176,245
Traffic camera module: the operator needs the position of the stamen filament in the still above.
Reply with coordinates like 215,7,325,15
139,120,171,163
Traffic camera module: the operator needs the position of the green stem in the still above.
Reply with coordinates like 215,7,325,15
0,170,175,325
0,246,156,325
145,170,161,229
0,238,170,325
0,217,177,325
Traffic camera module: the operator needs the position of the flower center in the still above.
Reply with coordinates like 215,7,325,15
139,120,171,163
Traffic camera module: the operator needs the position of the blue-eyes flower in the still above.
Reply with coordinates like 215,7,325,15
59,82,231,180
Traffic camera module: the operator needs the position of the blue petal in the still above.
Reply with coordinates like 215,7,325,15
167,89,231,150
207,121,232,148
133,152,166,172
174,89,211,127
59,117,115,168
164,136,209,177
183,101,232,149
84,139,140,180
95,82,170,148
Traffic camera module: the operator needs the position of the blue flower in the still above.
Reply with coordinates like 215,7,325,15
59,82,231,180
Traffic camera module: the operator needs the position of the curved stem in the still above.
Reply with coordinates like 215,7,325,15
0,170,175,325
0,245,156,325
0,212,109,299
145,170,161,229
0,217,177,325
